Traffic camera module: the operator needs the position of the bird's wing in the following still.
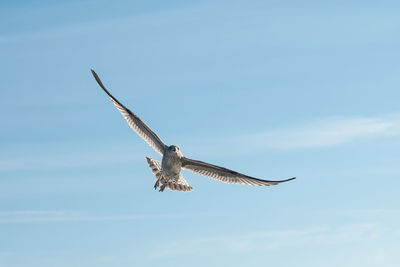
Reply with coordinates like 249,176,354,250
181,157,295,186
146,157,193,192
91,70,167,155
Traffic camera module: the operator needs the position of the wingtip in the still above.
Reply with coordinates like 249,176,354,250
90,69,97,77
90,69,110,95
279,177,296,183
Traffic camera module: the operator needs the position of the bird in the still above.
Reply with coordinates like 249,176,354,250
91,69,295,192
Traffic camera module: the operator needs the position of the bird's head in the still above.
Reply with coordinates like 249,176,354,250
169,145,183,157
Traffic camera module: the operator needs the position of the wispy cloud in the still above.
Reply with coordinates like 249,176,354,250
3,115,398,171
2,0,398,46
148,223,394,260
0,152,140,171
237,115,400,150
343,209,400,215
188,114,400,156
0,210,227,224
0,17,122,43
0,2,199,44
0,142,145,171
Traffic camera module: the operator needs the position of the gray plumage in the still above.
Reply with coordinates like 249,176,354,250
91,69,295,192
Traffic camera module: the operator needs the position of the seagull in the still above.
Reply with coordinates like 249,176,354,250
91,70,295,192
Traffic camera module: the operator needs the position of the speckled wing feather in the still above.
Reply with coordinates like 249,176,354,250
146,157,193,192
91,70,167,155
181,157,295,186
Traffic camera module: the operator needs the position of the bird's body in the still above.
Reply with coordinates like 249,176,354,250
162,146,183,177
158,147,184,191
91,69,296,192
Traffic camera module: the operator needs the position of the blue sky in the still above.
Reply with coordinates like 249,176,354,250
1,0,400,266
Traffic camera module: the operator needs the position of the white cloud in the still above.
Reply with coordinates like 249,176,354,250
0,152,139,171
0,1,204,44
187,114,400,156
0,210,227,224
0,210,65,216
3,115,399,171
148,223,395,260
345,209,400,214
239,115,400,150
180,114,400,160
0,141,146,171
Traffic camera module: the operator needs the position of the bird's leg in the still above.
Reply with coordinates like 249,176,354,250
153,179,160,190
159,183,167,192
159,177,170,192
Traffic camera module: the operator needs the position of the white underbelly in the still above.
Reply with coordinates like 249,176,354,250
162,154,181,177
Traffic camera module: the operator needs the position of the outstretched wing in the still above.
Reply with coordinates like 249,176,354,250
146,157,193,192
91,70,167,155
181,157,295,186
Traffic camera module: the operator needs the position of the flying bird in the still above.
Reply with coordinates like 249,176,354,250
91,70,295,192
